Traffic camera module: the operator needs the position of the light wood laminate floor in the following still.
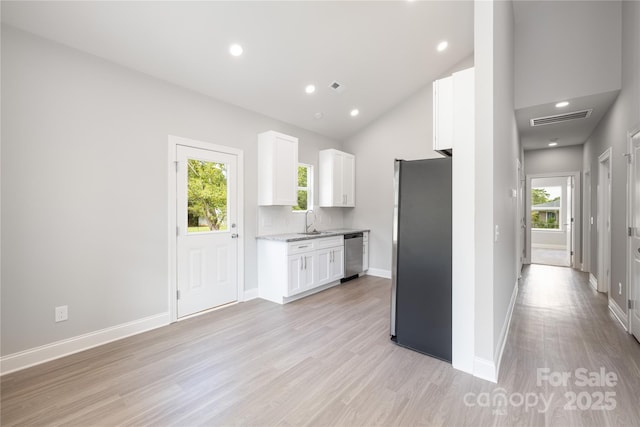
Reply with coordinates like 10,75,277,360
2,265,640,426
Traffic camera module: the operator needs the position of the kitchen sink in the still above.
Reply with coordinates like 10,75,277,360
300,231,333,236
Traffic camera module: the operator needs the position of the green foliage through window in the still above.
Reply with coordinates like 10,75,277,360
293,164,312,212
187,159,228,232
531,186,560,229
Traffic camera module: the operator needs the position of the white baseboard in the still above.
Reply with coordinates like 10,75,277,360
473,357,497,383
367,268,391,279
243,288,259,301
0,312,170,376
472,280,518,384
493,280,518,382
589,273,598,291
608,298,628,331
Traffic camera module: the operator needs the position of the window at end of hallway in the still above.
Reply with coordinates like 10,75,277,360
531,186,561,230
293,164,313,212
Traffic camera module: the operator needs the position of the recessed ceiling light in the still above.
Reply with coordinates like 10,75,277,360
314,112,323,119
437,41,448,52
229,44,243,57
548,142,558,147
555,101,569,108
350,109,359,117
305,85,316,94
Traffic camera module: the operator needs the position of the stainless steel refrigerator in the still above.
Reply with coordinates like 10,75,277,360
391,158,452,362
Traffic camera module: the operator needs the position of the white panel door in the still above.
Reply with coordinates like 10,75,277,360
566,176,574,267
630,131,640,341
177,145,238,317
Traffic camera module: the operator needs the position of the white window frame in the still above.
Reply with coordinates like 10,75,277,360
531,185,562,232
293,163,313,212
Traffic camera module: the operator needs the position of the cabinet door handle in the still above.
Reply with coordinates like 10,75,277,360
331,251,333,263
300,256,303,271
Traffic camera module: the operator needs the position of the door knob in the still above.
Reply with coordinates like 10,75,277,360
231,233,239,239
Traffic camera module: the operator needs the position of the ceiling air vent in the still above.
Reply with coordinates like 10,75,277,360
329,81,346,94
530,109,593,127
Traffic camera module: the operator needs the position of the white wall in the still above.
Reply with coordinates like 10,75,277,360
0,27,345,356
582,0,640,316
514,0,621,109
342,55,473,276
524,145,584,175
474,0,520,382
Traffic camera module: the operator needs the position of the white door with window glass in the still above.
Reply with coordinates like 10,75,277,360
630,131,640,341
176,145,238,318
566,176,574,267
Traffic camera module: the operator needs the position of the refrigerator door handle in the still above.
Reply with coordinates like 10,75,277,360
390,159,401,337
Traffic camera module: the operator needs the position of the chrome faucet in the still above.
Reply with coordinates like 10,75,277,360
305,210,314,233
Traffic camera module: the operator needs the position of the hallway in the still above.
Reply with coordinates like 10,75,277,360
498,264,640,425
1,266,639,426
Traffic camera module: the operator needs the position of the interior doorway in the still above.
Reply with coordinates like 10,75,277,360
583,170,591,274
525,172,580,269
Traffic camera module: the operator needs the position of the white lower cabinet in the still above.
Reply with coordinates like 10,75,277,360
258,236,344,304
288,252,314,295
317,245,344,284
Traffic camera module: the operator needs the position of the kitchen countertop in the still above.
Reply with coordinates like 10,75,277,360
256,228,370,242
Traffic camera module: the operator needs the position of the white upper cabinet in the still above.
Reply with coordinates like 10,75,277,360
433,75,453,155
257,131,298,206
319,149,355,207
432,67,474,155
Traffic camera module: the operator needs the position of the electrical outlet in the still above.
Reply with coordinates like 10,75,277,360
618,283,622,295
55,305,68,322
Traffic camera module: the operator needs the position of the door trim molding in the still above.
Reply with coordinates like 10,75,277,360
627,125,640,336
525,171,581,268
167,135,244,323
582,170,591,273
598,148,612,295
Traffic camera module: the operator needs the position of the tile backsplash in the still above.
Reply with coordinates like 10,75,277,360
257,206,345,236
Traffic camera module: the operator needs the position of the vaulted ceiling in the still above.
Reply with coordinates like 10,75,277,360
1,1,474,140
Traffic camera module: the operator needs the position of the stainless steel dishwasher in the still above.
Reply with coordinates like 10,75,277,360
343,232,363,281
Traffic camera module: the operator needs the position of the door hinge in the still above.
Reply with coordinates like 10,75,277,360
571,251,574,256
176,226,180,236
629,299,633,310
629,227,634,237
177,290,181,300
624,153,633,163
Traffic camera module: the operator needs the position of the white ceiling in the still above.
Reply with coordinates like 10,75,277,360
1,1,474,141
513,0,622,151
516,90,620,151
